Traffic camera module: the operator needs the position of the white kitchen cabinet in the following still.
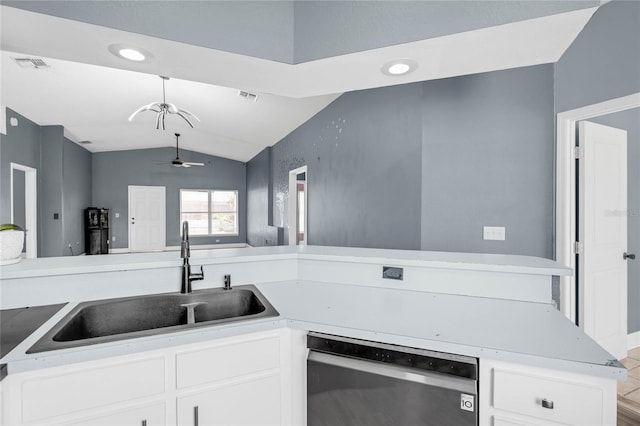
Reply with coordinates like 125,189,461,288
177,374,281,426
479,359,616,426
1,329,292,426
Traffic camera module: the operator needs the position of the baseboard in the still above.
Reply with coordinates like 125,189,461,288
628,331,640,350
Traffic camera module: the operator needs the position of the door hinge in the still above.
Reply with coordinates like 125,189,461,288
574,146,584,159
574,241,583,255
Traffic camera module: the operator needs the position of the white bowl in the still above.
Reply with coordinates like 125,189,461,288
0,230,25,261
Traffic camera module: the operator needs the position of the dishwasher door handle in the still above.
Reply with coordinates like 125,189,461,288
308,351,476,395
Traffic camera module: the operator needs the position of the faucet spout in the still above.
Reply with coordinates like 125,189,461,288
181,221,190,259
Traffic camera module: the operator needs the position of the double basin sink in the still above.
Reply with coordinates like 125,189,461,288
28,285,278,353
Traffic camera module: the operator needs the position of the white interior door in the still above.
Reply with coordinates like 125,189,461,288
578,121,628,360
128,185,166,252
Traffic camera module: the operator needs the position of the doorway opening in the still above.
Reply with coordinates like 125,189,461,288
556,92,639,359
10,162,37,258
288,166,307,246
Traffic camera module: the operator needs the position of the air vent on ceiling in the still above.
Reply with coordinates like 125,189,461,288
238,90,259,102
12,57,50,69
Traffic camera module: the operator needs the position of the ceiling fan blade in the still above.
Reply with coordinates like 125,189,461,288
183,162,205,167
181,163,192,168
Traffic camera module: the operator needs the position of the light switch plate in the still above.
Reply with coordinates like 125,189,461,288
483,226,506,241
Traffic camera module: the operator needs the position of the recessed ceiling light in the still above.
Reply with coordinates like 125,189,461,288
118,48,145,61
381,59,418,77
108,43,154,63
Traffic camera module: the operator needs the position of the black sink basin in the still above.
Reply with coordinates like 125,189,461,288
28,285,278,353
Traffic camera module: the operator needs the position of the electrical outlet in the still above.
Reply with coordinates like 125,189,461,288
483,226,506,241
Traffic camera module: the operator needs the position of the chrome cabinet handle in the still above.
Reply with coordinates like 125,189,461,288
541,398,554,409
194,406,199,426
624,252,636,260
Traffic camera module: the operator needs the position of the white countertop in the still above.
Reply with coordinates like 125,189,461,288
0,280,623,380
0,245,571,279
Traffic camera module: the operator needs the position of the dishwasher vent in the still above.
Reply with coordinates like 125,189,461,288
12,57,50,69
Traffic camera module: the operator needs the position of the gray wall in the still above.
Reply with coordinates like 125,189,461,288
267,83,423,249
63,138,92,255
39,126,64,257
246,147,280,247
293,1,597,63
249,64,554,257
92,147,247,249
421,65,555,258
0,109,93,257
3,1,295,64
589,108,640,334
555,0,640,112
0,109,40,226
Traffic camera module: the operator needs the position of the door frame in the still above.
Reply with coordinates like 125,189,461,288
9,162,37,258
555,92,640,323
288,166,308,246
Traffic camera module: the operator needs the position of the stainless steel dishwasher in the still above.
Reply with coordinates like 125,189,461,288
307,332,478,426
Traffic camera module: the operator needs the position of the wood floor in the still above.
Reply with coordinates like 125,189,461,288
618,347,640,425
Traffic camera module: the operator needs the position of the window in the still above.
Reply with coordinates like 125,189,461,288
180,189,238,236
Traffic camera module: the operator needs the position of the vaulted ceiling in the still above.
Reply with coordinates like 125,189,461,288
0,1,601,162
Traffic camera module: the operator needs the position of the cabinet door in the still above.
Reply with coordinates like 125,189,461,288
64,402,166,426
177,375,280,426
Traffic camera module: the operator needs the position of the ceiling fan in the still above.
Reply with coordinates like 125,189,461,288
170,133,204,168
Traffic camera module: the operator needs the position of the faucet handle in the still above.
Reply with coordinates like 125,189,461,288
191,265,204,280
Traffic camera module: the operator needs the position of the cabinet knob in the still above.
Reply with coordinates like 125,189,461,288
624,252,636,260
141,421,147,426
541,398,554,409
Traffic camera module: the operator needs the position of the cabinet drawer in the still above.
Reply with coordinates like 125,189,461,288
176,336,280,389
22,356,165,423
493,368,603,425
64,402,166,426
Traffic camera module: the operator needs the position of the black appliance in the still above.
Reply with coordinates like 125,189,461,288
84,207,109,255
307,332,478,426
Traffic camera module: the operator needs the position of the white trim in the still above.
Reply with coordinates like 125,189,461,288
288,166,308,246
629,331,640,351
9,162,37,259
556,92,640,323
109,243,249,254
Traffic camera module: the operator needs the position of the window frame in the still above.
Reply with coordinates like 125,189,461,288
180,189,239,237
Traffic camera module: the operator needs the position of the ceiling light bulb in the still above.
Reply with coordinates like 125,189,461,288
381,59,418,77
118,48,145,62
388,63,411,75
108,43,154,63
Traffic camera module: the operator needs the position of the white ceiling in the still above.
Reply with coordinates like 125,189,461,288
0,5,598,162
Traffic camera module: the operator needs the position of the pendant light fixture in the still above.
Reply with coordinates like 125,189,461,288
128,75,200,130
